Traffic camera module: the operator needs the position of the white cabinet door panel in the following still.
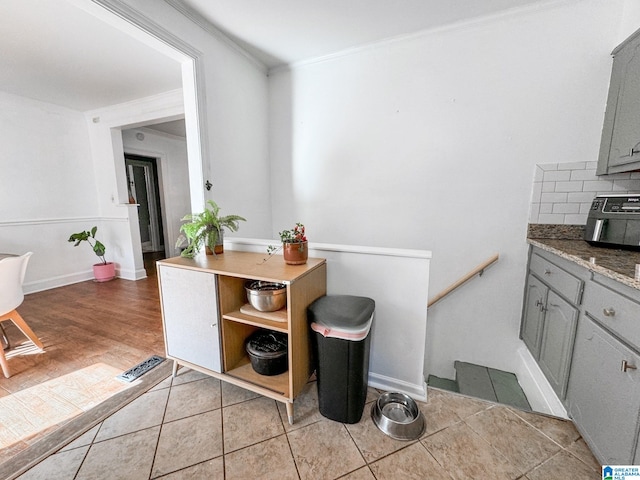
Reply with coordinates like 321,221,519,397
159,265,222,373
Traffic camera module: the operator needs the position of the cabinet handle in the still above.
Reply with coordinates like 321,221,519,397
603,307,616,317
544,269,552,275
211,323,217,328
622,360,637,372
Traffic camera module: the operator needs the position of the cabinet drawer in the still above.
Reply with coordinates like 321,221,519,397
530,254,583,304
583,280,640,350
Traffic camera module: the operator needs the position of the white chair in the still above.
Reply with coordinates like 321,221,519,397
0,252,44,378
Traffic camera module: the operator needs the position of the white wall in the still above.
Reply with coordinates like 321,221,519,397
0,0,270,290
0,91,104,291
268,0,628,380
119,0,271,239
122,127,190,258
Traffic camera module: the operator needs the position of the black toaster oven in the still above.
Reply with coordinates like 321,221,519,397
584,194,640,250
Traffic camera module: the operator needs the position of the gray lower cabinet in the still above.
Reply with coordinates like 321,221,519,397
523,246,640,464
537,291,578,399
521,274,547,356
566,314,640,465
520,250,582,399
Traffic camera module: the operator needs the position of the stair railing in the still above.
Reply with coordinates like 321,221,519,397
427,253,499,308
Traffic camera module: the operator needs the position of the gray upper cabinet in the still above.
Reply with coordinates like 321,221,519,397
597,28,640,175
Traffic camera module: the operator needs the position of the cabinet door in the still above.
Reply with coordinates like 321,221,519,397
598,33,640,174
521,274,547,358
567,315,640,464
538,291,578,399
158,265,222,373
609,41,640,169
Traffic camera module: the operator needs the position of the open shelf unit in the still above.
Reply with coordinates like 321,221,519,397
158,251,326,423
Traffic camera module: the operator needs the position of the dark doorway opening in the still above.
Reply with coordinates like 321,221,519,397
124,153,166,274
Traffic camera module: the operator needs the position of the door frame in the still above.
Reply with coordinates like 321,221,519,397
125,153,165,254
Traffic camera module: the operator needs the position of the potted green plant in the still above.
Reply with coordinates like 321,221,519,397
68,226,116,282
267,222,308,265
177,200,246,258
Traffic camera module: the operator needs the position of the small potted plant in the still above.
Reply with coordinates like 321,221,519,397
177,200,246,258
267,222,308,265
68,226,116,282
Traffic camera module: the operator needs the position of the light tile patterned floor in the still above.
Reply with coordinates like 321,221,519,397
13,368,601,480
0,364,132,453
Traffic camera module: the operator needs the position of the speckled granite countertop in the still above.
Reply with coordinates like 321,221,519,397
527,224,640,291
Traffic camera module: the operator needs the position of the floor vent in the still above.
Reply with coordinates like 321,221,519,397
117,355,165,382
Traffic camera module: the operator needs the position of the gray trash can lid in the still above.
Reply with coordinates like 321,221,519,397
308,295,375,340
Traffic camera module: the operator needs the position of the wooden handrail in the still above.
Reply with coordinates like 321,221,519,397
427,253,499,307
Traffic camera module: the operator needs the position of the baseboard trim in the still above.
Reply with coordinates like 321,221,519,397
23,272,94,294
368,372,428,402
514,344,568,418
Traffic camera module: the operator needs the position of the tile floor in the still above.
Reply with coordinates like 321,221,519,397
12,367,601,480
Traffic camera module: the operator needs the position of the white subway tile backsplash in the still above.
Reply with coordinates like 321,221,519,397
541,192,568,203
570,169,598,181
543,170,571,182
533,166,544,182
539,163,559,171
538,213,566,224
583,180,614,192
529,161,638,226
529,203,540,223
613,179,640,191
558,161,588,170
552,203,580,214
564,214,588,224
555,181,584,192
568,192,597,203
580,203,593,214
539,203,553,214
531,182,542,202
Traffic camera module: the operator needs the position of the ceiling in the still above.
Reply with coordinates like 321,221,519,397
0,0,552,112
180,0,555,69
0,0,182,111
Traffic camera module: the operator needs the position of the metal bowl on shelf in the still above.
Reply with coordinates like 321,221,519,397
371,392,425,441
245,281,287,312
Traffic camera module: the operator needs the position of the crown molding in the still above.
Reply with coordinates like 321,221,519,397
164,0,268,74
270,0,575,74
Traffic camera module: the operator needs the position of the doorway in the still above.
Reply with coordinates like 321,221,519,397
125,154,165,269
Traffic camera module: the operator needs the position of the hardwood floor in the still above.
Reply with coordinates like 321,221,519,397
0,275,165,461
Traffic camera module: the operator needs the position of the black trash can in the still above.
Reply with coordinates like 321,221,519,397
308,295,375,424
